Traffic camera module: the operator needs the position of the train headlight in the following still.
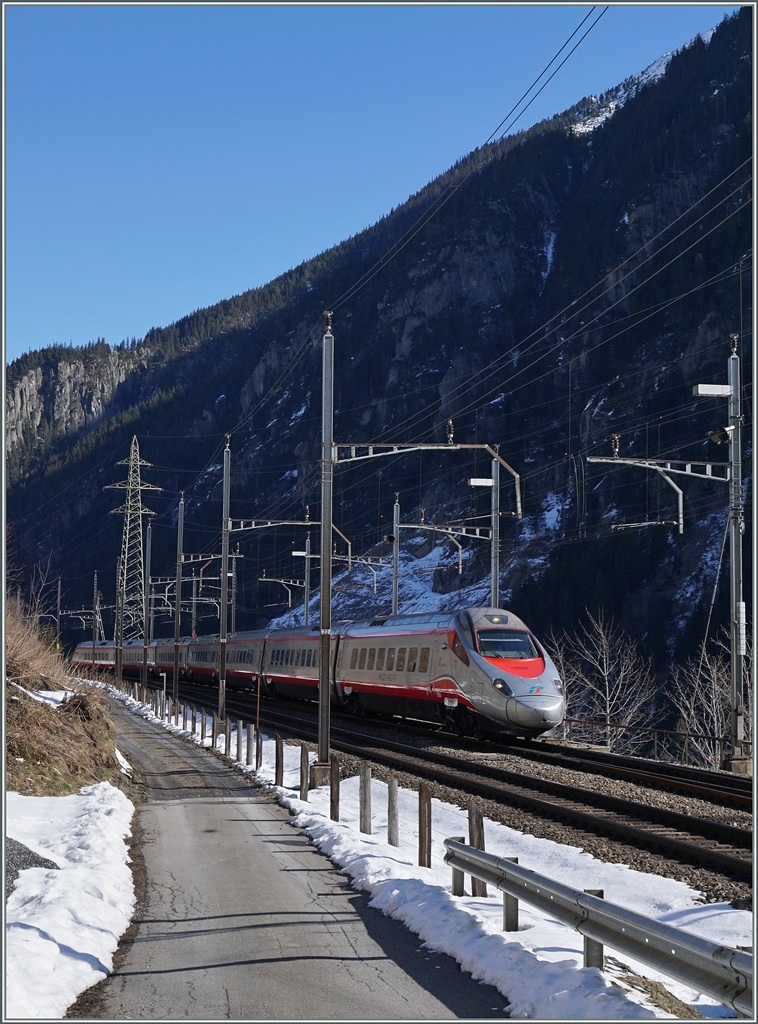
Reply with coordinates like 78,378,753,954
553,678,564,694
492,678,513,696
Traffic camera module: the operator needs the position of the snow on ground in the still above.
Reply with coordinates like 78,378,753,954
7,681,748,1018
5,782,135,1019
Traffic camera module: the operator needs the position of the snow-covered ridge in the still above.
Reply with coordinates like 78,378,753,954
571,26,715,136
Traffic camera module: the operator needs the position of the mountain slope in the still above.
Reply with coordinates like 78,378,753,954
6,9,752,673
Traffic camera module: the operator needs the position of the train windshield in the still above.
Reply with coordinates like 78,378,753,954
477,629,539,660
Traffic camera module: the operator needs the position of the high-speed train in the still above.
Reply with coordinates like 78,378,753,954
71,607,565,737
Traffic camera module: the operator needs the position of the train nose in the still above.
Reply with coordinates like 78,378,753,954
507,696,564,730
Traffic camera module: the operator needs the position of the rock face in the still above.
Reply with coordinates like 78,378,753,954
6,351,136,457
5,10,753,667
5,346,145,481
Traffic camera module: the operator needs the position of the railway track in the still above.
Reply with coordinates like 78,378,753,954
493,735,752,811
164,681,752,883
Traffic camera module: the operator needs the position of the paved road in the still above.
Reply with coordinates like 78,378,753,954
81,700,508,1020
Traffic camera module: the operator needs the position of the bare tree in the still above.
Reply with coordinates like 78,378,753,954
557,611,658,753
544,629,586,719
669,627,753,768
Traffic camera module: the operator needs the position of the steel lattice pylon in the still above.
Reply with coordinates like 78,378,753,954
106,436,161,641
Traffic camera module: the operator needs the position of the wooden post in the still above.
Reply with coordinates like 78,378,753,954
224,717,232,756
387,777,399,846
300,744,309,801
503,857,519,931
329,753,340,821
418,783,432,868
359,764,372,834
246,722,253,766
468,798,487,897
255,725,263,769
200,706,206,744
183,701,188,732
275,734,283,786
450,836,465,896
211,711,218,750
236,718,243,763
190,705,196,737
583,890,604,969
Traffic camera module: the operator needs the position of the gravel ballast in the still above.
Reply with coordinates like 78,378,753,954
6,837,59,901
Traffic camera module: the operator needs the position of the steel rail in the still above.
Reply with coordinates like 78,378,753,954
127,673,750,805
443,840,753,1017
203,693,752,880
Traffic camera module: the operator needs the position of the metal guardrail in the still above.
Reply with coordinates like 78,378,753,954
443,839,752,1016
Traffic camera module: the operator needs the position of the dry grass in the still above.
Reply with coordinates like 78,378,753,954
6,685,125,796
5,600,131,797
5,599,71,691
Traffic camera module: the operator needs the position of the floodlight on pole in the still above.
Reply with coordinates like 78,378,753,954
469,456,501,608
693,335,746,773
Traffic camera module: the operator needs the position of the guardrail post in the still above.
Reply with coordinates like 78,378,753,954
181,701,186,731
255,725,263,769
199,706,205,743
300,744,309,801
211,711,218,749
246,722,253,766
236,718,243,762
583,890,604,969
275,734,283,786
360,764,372,834
329,753,340,821
468,798,487,897
503,857,519,931
450,837,465,896
387,777,399,846
419,783,432,867
190,705,196,737
224,717,232,756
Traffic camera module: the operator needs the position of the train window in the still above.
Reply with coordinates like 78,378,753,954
419,647,430,673
477,629,538,659
452,633,470,666
367,648,375,670
301,649,306,665
386,648,395,670
350,649,358,670
396,648,406,672
407,648,417,672
359,648,367,670
295,650,301,667
376,648,385,670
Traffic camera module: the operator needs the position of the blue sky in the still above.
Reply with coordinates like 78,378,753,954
4,4,741,365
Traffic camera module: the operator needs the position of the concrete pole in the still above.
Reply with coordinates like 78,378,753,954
142,517,152,688
392,495,400,615
173,494,184,703
218,438,231,721
491,455,500,609
727,338,745,766
115,558,123,683
146,519,153,641
304,533,311,628
92,571,98,672
231,547,238,636
317,313,334,768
